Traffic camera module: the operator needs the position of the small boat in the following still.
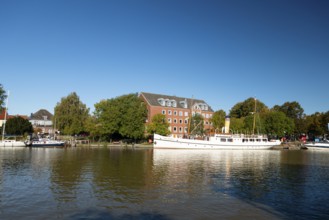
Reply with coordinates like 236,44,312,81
24,137,65,147
0,139,25,147
304,140,329,149
153,133,281,150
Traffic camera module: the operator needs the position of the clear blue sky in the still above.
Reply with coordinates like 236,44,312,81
1,0,328,116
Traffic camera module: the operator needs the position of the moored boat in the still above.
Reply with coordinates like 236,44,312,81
304,140,329,149
24,138,65,147
0,139,25,147
153,133,281,150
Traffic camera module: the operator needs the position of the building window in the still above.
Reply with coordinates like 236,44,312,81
162,110,166,115
179,119,183,124
184,112,188,117
173,118,177,123
173,127,177,132
179,127,182,132
168,110,172,115
168,118,172,123
174,111,177,116
179,111,183,116
184,119,188,124
184,127,188,133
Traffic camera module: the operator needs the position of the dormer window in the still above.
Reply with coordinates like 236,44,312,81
171,100,177,107
180,99,188,108
165,99,171,107
158,98,165,106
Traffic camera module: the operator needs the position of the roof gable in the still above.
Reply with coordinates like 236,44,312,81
30,109,53,120
140,92,214,112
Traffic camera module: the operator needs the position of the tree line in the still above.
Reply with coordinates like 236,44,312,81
1,83,328,141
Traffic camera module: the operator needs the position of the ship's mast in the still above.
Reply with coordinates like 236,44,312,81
187,95,193,136
252,97,257,135
2,91,9,142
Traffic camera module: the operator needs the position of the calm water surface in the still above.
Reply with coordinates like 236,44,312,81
0,147,329,219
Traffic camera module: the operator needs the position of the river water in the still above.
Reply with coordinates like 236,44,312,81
0,147,328,220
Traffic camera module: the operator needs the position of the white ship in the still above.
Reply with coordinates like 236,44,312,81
153,133,281,150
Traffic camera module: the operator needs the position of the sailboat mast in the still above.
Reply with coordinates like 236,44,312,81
252,97,256,135
2,91,9,142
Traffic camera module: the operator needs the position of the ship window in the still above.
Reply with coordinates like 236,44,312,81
256,139,261,142
250,139,255,142
220,138,226,142
227,139,233,142
263,139,267,142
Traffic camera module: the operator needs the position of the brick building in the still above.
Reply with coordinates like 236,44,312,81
139,92,214,138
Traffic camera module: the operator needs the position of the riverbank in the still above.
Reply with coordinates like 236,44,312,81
74,141,153,148
272,141,307,150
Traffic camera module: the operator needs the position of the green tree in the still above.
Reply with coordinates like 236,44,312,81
263,111,294,137
306,112,326,138
5,116,33,136
230,97,268,118
146,114,170,136
84,115,102,141
189,114,204,136
272,101,305,135
94,93,147,140
242,113,266,135
210,110,226,132
0,84,7,110
230,117,244,134
54,92,90,135
321,111,329,134
272,101,304,119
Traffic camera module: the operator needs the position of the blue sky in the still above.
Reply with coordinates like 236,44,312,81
1,0,328,116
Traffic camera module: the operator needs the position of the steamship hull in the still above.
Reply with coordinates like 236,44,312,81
153,134,281,150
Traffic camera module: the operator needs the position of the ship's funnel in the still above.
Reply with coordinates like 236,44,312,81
224,116,230,134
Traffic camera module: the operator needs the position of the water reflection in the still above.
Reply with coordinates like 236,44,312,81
1,147,329,219
152,149,284,219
